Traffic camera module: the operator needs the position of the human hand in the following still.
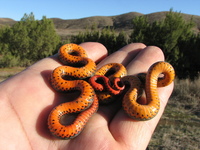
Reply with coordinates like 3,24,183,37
0,42,174,150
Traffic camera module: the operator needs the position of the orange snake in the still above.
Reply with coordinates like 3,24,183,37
47,43,175,139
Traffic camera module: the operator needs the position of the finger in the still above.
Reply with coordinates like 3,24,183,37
109,46,174,149
126,46,165,75
79,42,108,63
97,43,146,68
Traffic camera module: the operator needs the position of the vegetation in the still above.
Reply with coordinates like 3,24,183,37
0,13,61,67
129,10,200,80
72,25,128,54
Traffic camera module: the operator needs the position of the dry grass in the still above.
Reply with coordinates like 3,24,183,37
148,78,200,150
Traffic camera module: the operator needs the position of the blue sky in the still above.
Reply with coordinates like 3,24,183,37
1,0,200,21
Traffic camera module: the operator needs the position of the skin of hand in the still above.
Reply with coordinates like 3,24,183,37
0,42,174,150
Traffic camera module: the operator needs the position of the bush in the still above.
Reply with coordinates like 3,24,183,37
0,13,61,67
72,25,128,54
129,10,199,79
0,51,20,67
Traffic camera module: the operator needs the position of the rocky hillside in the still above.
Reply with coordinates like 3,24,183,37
1,11,200,36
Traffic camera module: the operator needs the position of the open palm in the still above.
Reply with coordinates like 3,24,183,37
0,42,174,150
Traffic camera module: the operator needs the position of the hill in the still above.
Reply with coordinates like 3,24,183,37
0,18,16,27
0,11,200,37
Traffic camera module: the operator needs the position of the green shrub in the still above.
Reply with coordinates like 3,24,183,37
129,10,198,79
0,13,61,67
0,51,20,67
72,25,128,54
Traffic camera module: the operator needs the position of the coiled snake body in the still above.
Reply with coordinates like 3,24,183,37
48,43,175,139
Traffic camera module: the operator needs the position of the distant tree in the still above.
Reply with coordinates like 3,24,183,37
72,23,100,44
115,31,128,50
99,27,117,53
129,15,149,43
0,26,9,55
129,10,196,79
72,25,126,54
20,12,35,21
0,13,60,67
28,16,61,61
177,33,200,79
0,26,21,67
